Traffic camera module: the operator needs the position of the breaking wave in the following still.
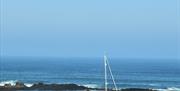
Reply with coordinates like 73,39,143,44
83,84,99,88
155,87,180,91
0,80,33,87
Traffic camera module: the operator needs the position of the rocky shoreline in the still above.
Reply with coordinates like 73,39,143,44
0,81,157,91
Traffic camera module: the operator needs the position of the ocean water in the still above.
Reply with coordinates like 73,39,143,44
0,57,180,90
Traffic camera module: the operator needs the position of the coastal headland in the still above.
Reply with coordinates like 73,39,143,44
0,81,156,91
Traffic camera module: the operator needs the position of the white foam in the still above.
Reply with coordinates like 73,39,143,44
0,80,33,87
24,83,33,87
0,80,17,86
83,84,98,88
149,83,159,86
156,87,180,91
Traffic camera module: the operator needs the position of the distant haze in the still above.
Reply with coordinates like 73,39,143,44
0,0,180,59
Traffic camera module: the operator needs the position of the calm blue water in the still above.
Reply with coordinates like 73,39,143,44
0,57,180,89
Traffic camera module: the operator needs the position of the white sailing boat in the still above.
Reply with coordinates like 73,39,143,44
104,55,118,91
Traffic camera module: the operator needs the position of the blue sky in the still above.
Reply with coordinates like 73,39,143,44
1,0,180,59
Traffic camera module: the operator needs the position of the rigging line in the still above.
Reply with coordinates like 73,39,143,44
177,0,180,59
0,0,4,82
106,57,118,91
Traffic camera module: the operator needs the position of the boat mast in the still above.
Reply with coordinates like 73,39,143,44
104,55,108,91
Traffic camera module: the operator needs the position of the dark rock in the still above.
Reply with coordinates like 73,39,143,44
15,81,26,88
4,84,12,88
0,82,157,91
31,83,88,90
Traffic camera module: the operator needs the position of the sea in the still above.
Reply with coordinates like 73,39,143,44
0,57,180,91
